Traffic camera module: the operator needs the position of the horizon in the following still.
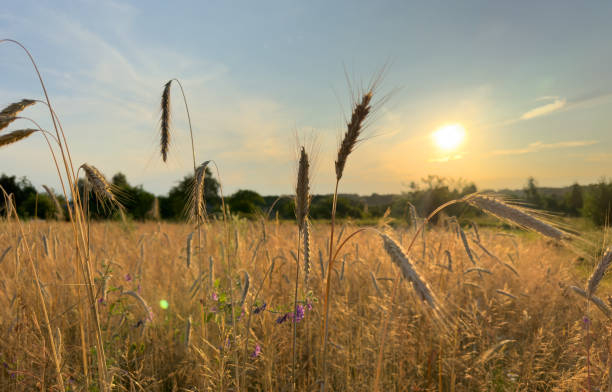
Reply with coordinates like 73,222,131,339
1,1,611,196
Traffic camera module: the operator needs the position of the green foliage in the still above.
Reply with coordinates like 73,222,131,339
391,175,479,224
310,195,365,219
111,173,155,220
228,189,265,216
583,179,612,226
3,170,612,226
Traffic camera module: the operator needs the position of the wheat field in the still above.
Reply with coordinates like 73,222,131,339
1,38,612,391
0,217,608,391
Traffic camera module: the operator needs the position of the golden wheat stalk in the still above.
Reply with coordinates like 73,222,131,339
188,161,211,221
587,247,612,297
80,164,122,211
0,129,36,147
570,286,612,319
466,195,565,240
160,81,172,162
43,185,64,220
335,91,372,181
303,219,311,287
380,233,440,311
0,99,36,131
296,146,310,230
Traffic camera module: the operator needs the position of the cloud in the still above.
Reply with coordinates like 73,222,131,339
520,98,566,120
428,154,463,163
492,140,598,156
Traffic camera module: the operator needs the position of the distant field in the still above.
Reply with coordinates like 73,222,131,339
0,218,608,390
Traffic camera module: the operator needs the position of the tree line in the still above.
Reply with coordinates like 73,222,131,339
1,172,611,226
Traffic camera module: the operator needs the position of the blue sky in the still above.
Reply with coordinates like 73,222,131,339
1,1,612,196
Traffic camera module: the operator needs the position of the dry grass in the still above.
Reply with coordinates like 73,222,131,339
0,218,608,391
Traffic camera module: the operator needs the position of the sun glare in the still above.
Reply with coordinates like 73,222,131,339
432,123,466,151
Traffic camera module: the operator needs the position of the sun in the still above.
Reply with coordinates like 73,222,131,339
432,123,466,151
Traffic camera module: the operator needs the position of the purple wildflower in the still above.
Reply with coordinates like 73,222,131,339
292,304,305,323
276,313,289,324
251,343,261,358
125,273,132,282
212,292,219,301
254,302,267,314
306,302,312,311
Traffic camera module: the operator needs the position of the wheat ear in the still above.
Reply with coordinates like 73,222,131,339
380,233,440,311
80,164,122,211
188,161,211,221
0,129,36,147
43,185,64,220
0,99,36,131
296,146,310,230
335,91,372,181
587,248,612,297
160,81,172,162
303,219,311,287
570,286,612,319
466,195,565,240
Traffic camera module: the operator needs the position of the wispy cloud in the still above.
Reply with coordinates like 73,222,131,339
428,154,463,163
520,98,566,120
492,140,598,156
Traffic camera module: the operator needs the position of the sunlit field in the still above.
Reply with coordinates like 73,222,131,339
0,218,608,391
2,22,612,391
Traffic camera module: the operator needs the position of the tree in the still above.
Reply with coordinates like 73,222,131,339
583,179,612,226
228,189,265,216
111,173,155,220
310,195,364,219
0,174,38,218
524,177,542,207
564,182,583,216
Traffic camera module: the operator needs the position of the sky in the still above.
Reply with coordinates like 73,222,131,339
1,1,612,196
